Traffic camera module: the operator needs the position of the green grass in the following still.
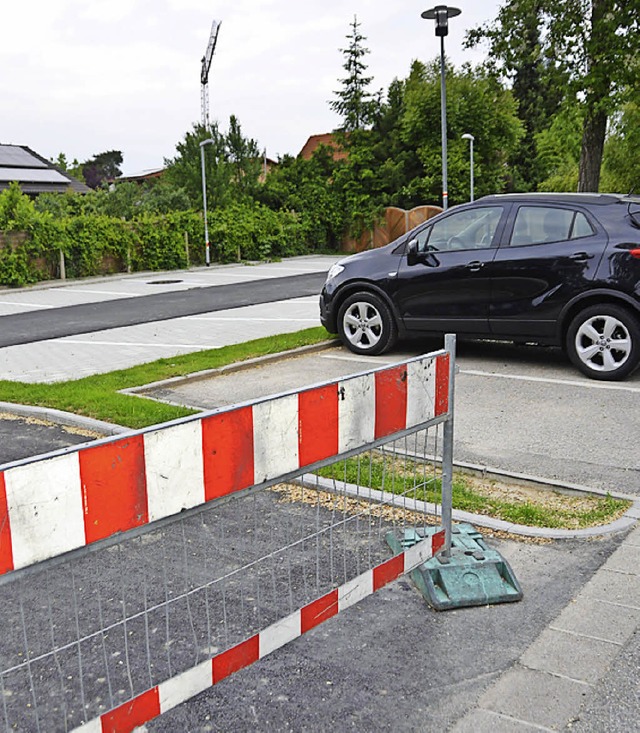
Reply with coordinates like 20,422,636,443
318,453,631,530
0,327,334,429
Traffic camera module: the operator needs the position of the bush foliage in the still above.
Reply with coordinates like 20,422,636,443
0,184,312,286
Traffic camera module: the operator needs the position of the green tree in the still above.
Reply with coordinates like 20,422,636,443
164,122,231,209
330,16,377,131
82,150,124,189
225,114,262,200
257,149,348,249
466,0,564,191
165,118,261,210
380,61,523,206
601,98,640,193
0,182,37,229
467,0,640,191
535,102,582,191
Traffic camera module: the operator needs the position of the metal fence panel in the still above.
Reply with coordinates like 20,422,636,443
0,347,454,732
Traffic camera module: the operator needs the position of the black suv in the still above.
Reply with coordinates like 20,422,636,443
320,193,640,380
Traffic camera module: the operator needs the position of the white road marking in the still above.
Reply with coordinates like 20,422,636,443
0,301,54,309
187,316,318,322
460,369,640,393
55,339,219,348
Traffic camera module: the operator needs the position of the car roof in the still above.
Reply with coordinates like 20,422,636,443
477,192,632,206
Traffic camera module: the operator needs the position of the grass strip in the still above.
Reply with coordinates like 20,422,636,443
318,452,631,530
0,327,333,429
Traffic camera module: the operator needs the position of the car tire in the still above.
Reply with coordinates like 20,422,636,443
337,292,397,356
566,304,640,381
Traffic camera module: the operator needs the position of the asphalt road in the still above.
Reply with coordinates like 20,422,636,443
0,271,326,347
2,264,639,731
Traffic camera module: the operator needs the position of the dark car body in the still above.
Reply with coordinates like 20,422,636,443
320,193,640,380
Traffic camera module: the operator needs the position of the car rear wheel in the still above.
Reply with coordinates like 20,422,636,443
337,292,397,356
566,305,640,380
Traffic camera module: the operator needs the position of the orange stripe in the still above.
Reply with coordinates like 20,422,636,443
373,554,404,591
0,473,13,575
212,635,260,683
374,366,408,439
435,354,450,416
298,384,339,467
301,589,339,633
100,687,160,733
80,435,148,545
202,406,254,501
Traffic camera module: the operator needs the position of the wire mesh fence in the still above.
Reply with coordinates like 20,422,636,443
0,426,445,732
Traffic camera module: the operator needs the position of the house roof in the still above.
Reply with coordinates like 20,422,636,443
117,167,167,183
298,133,347,162
0,144,90,194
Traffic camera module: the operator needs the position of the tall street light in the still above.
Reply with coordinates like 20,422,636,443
462,133,475,201
199,138,215,266
421,5,461,211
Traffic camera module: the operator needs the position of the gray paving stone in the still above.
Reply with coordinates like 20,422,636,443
521,627,621,683
452,708,548,732
602,542,640,575
551,596,640,645
581,568,640,609
478,666,591,730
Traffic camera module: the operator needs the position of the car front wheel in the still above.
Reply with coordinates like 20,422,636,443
566,305,640,380
337,292,397,356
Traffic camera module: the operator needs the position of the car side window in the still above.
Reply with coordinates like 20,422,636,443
415,206,503,253
509,206,594,246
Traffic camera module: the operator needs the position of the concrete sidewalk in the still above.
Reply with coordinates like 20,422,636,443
1,259,639,731
0,255,337,382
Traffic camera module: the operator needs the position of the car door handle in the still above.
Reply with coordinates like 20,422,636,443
465,261,484,272
570,252,594,262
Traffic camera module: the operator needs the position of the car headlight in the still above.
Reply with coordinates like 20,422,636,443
326,263,345,282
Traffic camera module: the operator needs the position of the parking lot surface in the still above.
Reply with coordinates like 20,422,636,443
1,259,639,731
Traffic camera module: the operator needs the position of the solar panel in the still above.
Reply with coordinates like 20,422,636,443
0,167,69,183
0,145,48,168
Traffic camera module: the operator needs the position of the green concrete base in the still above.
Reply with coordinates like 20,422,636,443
387,523,523,611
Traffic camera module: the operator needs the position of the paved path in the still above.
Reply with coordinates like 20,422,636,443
1,256,639,731
0,256,336,382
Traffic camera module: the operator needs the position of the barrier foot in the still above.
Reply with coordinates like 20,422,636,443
386,523,523,611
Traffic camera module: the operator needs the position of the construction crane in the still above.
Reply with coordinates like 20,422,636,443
201,19,221,129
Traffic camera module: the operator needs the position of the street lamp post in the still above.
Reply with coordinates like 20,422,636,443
421,5,461,211
199,138,215,266
462,133,475,201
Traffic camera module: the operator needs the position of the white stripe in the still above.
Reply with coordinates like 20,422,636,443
461,369,640,393
403,536,440,572
144,420,205,522
253,395,300,482
56,339,219,348
187,317,318,323
62,289,143,297
338,373,376,453
4,453,85,568
159,659,212,714
70,717,102,732
338,569,373,611
0,301,53,309
259,610,302,658
406,356,436,428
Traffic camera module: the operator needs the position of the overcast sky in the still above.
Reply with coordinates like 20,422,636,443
2,1,501,176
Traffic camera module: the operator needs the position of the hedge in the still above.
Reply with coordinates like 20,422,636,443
0,186,318,287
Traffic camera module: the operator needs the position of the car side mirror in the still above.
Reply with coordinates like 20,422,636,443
407,238,419,266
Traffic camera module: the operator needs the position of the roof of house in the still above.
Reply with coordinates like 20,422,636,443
0,144,90,194
117,167,167,184
298,133,348,162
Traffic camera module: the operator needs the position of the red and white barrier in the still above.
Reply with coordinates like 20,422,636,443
0,353,450,575
71,529,444,733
